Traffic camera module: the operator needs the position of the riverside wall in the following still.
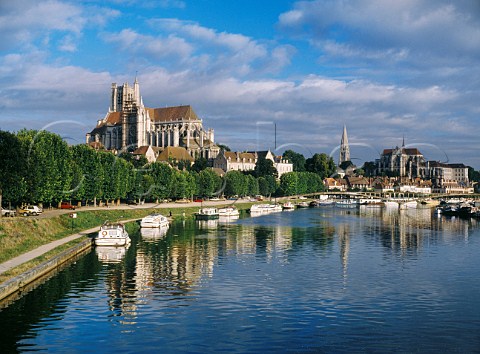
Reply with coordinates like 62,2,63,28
0,238,93,307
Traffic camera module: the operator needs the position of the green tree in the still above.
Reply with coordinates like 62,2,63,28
148,162,174,201
279,172,299,196
283,150,306,172
305,153,336,179
468,167,480,182
224,171,247,196
254,157,278,178
246,174,259,196
17,130,72,205
191,157,209,172
70,144,104,205
198,169,222,197
362,161,377,177
0,131,27,206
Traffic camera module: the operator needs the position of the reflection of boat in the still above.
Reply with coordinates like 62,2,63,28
218,206,240,217
283,202,295,210
140,227,168,240
195,208,219,220
197,219,219,228
219,215,239,223
140,213,169,228
94,222,131,246
95,245,129,263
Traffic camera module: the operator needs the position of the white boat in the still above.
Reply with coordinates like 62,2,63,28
297,201,310,208
95,222,131,246
195,207,219,220
335,199,358,208
283,201,295,210
360,198,384,207
218,206,240,217
249,204,283,214
140,213,170,228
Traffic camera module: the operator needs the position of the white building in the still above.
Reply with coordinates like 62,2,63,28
213,150,293,177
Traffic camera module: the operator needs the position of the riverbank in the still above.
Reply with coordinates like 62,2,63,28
0,200,255,295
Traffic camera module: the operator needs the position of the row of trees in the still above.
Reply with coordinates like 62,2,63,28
0,130,333,207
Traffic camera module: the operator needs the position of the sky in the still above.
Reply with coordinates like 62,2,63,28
0,0,479,169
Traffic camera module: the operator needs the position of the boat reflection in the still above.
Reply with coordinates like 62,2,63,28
140,226,169,241
196,219,219,229
218,215,239,224
95,244,130,263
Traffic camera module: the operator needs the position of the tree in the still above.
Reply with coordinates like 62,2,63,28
254,157,278,178
148,162,174,201
0,131,27,206
70,144,104,205
246,174,259,196
279,172,298,196
305,153,336,179
224,171,247,196
198,169,222,197
191,157,208,172
468,167,480,182
362,161,377,177
17,130,72,205
283,150,306,172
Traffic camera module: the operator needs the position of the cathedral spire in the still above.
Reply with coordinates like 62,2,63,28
339,124,350,165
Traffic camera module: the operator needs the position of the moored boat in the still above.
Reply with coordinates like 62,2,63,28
195,207,219,220
218,206,240,217
297,201,310,208
95,222,131,246
335,199,358,208
140,213,170,228
282,201,295,210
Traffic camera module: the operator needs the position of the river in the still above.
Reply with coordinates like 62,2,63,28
1,205,480,353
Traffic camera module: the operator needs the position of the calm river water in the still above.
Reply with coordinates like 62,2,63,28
1,206,480,353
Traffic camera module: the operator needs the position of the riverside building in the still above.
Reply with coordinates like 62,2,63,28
86,78,220,161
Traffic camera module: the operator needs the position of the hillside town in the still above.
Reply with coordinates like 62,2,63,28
86,79,477,195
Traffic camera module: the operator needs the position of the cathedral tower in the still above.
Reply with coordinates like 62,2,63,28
339,124,350,165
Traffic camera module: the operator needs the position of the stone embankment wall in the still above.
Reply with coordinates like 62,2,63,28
0,239,93,307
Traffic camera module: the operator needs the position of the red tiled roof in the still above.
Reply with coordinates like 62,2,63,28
147,105,199,122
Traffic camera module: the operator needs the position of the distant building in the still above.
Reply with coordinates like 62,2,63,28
339,125,350,165
375,139,425,178
213,150,293,177
419,161,471,193
86,78,219,161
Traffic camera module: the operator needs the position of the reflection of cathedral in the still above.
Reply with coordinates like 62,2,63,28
86,78,219,160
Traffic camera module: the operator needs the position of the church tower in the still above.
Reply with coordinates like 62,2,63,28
339,124,350,165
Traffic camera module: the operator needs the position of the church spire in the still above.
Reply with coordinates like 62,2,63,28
339,124,350,165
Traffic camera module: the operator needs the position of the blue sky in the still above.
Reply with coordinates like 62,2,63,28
1,0,479,168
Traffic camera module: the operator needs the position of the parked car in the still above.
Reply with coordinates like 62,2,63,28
60,202,76,210
18,205,42,216
1,207,16,217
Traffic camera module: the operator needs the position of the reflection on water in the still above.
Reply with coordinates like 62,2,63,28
1,207,480,353
95,244,130,263
140,226,169,240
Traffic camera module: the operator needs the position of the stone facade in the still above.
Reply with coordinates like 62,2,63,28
86,78,219,160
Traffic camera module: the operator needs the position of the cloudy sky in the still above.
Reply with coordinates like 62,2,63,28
1,0,479,168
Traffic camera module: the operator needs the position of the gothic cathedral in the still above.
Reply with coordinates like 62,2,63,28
86,78,219,160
